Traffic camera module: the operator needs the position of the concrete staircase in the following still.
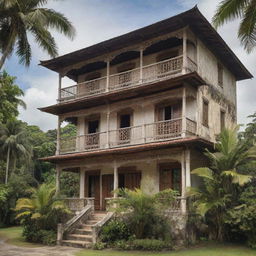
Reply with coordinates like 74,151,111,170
61,211,107,248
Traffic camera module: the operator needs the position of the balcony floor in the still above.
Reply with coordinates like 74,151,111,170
39,72,205,115
40,136,213,163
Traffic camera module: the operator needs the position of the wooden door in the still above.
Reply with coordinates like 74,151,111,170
159,164,181,194
88,175,100,210
124,172,141,190
102,174,114,210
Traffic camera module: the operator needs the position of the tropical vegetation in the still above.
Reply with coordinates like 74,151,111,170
213,0,256,53
0,0,76,69
15,183,71,245
189,127,256,247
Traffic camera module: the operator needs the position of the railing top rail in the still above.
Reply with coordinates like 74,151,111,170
187,56,197,66
109,67,140,77
61,84,77,91
143,55,183,69
80,76,107,84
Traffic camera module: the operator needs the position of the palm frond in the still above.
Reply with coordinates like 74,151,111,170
212,0,249,28
238,0,256,53
222,170,252,185
191,167,214,180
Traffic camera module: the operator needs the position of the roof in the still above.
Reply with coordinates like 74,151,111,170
40,136,213,164
40,6,252,81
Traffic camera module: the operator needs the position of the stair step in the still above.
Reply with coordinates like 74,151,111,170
74,228,93,235
61,239,92,248
80,224,94,229
67,234,93,242
86,220,98,225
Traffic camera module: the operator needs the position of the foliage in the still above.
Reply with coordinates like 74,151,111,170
225,186,256,248
0,119,32,184
0,173,35,226
0,71,26,123
93,241,107,250
15,183,71,243
213,0,256,53
113,239,172,251
189,127,256,241
111,188,176,240
0,0,76,69
100,219,131,243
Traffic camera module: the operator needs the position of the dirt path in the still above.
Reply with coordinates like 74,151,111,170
0,238,80,256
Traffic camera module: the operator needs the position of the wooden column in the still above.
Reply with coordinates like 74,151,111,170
106,59,110,92
79,168,86,198
182,28,187,74
106,104,110,148
56,116,61,155
58,73,62,101
55,166,61,195
182,86,187,138
185,149,191,187
113,161,119,198
140,47,143,83
181,151,186,213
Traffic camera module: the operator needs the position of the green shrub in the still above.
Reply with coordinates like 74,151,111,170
39,230,56,245
93,242,107,250
100,219,131,243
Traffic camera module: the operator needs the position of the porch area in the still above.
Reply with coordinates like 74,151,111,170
56,147,193,214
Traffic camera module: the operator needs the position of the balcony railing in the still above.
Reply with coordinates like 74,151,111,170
60,118,197,154
59,56,197,102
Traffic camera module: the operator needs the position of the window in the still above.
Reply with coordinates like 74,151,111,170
202,99,209,127
220,110,225,131
218,63,223,87
120,114,131,128
88,120,99,134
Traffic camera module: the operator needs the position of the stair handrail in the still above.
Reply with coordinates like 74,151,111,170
57,199,94,244
91,212,114,243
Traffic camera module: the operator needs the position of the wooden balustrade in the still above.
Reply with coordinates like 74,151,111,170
59,56,197,102
59,118,196,153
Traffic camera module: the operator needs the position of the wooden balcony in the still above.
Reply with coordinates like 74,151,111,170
59,118,197,154
59,56,197,103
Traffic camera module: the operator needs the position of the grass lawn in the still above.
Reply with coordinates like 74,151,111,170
0,226,40,247
75,243,256,256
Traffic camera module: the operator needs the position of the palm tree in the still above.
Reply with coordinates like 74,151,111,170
0,0,76,69
189,127,256,241
212,0,256,53
0,120,32,184
15,183,70,229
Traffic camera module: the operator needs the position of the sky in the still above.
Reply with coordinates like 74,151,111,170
2,0,256,131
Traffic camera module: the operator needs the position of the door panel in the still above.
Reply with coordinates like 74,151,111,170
124,172,141,190
102,174,114,210
88,175,100,210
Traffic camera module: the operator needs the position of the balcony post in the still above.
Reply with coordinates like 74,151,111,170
56,116,61,155
55,165,61,195
106,105,110,148
113,161,119,198
185,148,191,187
106,59,110,92
79,168,86,198
182,86,187,138
140,47,143,83
182,28,187,74
58,73,62,101
181,151,186,213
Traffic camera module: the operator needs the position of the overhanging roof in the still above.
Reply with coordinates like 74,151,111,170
40,6,252,81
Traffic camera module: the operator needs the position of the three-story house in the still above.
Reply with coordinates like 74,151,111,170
39,7,252,247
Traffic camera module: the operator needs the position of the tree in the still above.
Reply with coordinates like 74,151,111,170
189,128,256,241
0,71,26,123
0,0,76,69
213,0,256,53
15,183,71,244
0,120,32,184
